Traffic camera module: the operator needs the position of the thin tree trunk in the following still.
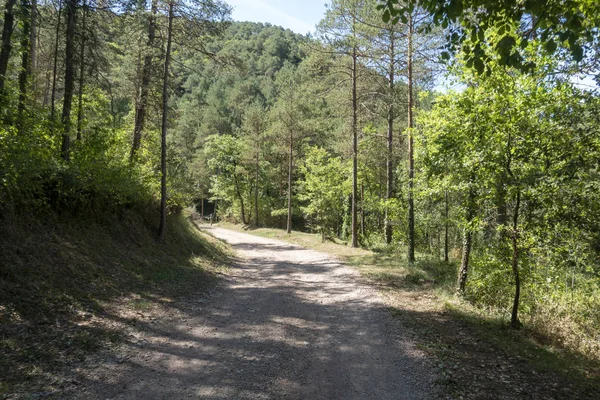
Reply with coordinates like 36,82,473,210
360,183,365,237
0,0,17,103
350,14,358,248
158,1,173,241
238,190,246,224
60,0,77,161
29,0,36,87
286,131,293,233
254,150,259,226
76,0,86,140
385,29,395,245
233,173,247,224
457,185,475,295
444,189,449,262
407,14,415,262
50,0,62,121
457,229,472,294
131,0,157,161
17,0,32,129
510,190,522,329
200,197,204,218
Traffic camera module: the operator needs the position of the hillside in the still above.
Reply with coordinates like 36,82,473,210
0,209,228,396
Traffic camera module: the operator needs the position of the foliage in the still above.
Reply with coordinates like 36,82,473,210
298,146,350,240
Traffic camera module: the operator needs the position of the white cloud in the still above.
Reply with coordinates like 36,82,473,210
227,0,315,34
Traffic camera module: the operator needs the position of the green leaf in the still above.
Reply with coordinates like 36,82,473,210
545,39,557,54
572,44,584,62
474,58,484,75
382,9,390,23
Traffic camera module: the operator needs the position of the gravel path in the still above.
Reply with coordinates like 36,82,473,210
73,227,439,399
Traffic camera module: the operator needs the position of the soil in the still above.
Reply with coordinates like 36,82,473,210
60,226,440,399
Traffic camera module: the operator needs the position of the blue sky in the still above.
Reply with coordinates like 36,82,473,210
226,0,328,35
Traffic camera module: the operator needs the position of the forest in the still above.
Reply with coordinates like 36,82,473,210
1,0,600,395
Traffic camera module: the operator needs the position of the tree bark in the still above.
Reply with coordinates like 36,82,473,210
233,172,247,224
510,190,522,329
50,0,62,121
131,0,157,161
0,0,17,103
350,14,358,248
385,28,395,245
76,0,86,140
407,14,415,262
286,130,293,233
29,0,36,82
254,149,259,226
360,183,365,237
457,185,475,295
444,189,449,262
17,0,32,129
158,1,173,241
60,0,77,161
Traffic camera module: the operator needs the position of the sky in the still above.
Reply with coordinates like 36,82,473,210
226,0,328,35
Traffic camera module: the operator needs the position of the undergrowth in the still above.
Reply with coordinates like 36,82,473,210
0,207,229,396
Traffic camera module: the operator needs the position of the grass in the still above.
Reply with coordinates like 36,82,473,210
0,207,230,397
217,222,600,399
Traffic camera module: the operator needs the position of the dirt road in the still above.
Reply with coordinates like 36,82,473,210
73,227,439,399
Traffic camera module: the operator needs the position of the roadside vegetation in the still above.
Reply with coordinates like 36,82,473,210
218,221,600,399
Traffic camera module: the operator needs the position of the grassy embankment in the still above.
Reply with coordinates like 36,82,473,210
0,208,229,397
218,222,600,399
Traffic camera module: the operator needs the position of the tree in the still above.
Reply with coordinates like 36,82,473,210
299,146,350,241
131,0,158,161
241,101,269,227
270,63,307,233
0,0,17,107
316,0,369,247
204,134,252,224
60,0,77,160
379,0,600,75
158,0,173,241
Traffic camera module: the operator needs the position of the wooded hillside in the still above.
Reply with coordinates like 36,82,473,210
1,0,599,389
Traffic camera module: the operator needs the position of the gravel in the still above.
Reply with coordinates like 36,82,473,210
69,227,440,399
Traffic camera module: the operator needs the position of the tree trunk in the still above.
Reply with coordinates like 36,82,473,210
29,0,36,86
50,0,62,121
76,0,86,140
158,1,173,241
457,229,471,294
60,0,77,161
444,189,449,262
286,131,293,233
131,0,157,161
200,197,204,218
510,190,522,329
457,185,475,295
17,0,32,129
233,173,247,225
385,28,395,245
0,0,17,103
350,14,358,248
407,14,415,263
238,190,247,224
360,183,365,237
254,150,259,226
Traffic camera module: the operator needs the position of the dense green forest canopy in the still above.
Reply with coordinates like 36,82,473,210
0,0,599,360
